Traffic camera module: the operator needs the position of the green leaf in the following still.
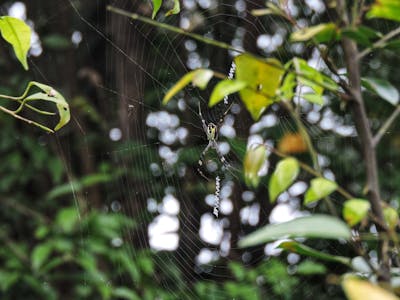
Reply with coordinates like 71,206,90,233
290,23,338,43
118,251,140,283
243,145,267,188
42,34,71,50
269,157,299,203
81,173,113,186
342,275,399,300
235,54,284,120
296,260,327,275
55,207,80,233
366,0,400,23
229,262,246,281
238,214,351,247
46,180,81,200
279,241,351,265
31,243,53,271
137,253,154,275
162,69,214,104
341,26,381,47
34,225,50,239
382,39,400,50
113,287,141,300
165,0,180,16
293,58,338,92
0,271,19,292
0,16,31,70
301,93,324,105
251,2,285,17
209,79,247,107
280,73,296,100
383,206,399,230
304,177,337,205
343,198,370,226
361,77,399,105
151,0,162,19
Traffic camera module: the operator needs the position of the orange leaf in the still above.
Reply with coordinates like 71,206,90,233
278,132,307,154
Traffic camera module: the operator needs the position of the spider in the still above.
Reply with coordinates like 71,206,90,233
197,102,233,181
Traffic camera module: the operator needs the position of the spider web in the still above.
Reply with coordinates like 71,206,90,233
16,0,400,298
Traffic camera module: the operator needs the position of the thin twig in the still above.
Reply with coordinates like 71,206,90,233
107,6,244,54
336,0,390,282
281,101,339,216
358,26,400,60
372,105,400,147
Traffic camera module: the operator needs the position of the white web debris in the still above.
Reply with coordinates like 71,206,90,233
213,176,221,217
223,61,236,104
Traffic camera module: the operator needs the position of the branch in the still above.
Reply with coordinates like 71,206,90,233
337,0,390,282
373,104,400,147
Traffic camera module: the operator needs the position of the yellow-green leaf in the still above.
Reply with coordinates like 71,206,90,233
343,199,370,227
24,82,70,131
304,177,337,205
192,69,214,89
243,145,267,188
251,2,285,17
280,73,296,101
209,79,247,107
269,157,299,203
383,206,399,230
152,0,162,19
301,93,324,105
0,16,31,70
342,275,399,300
165,0,180,16
366,0,400,23
293,58,338,92
291,23,338,43
0,81,70,132
235,54,284,120
163,69,214,105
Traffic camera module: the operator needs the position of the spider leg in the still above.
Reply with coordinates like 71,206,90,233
211,140,231,170
198,102,208,132
197,141,212,181
216,101,234,127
